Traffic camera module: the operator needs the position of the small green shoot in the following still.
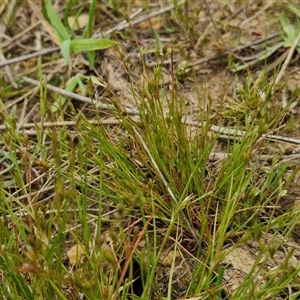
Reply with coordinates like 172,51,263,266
41,1,117,66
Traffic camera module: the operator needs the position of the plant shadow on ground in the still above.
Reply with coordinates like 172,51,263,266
1,1,300,299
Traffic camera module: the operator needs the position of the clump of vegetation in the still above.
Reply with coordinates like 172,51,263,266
1,1,300,299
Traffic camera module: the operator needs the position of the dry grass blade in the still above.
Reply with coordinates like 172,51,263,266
274,30,300,87
21,76,139,114
0,49,17,88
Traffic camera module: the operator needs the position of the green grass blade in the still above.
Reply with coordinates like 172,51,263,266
287,4,300,19
70,39,117,52
83,0,96,39
60,39,71,65
42,0,69,42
